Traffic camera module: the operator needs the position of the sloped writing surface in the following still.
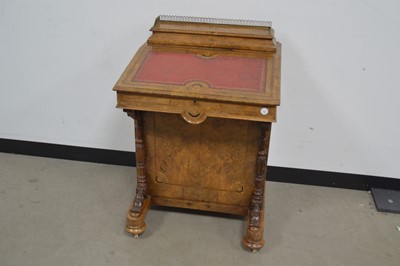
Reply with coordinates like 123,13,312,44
132,51,267,92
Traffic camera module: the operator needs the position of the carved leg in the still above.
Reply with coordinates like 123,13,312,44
242,122,271,252
124,110,151,237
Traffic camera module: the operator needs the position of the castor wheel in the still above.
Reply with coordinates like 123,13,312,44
133,234,139,238
251,249,258,253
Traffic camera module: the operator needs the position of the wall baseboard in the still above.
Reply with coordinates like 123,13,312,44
0,138,136,166
1,138,399,191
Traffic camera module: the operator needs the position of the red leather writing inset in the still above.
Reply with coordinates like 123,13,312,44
133,51,267,92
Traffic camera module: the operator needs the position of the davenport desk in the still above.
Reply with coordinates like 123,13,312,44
113,16,281,252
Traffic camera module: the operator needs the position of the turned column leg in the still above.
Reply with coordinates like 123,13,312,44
124,110,151,237
242,122,271,252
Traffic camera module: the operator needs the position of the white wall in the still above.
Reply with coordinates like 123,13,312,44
1,0,399,179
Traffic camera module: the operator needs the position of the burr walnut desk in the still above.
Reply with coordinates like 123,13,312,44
113,16,281,252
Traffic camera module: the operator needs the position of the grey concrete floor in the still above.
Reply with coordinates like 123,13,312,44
0,153,399,266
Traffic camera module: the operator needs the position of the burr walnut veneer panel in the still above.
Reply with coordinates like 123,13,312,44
144,112,260,215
